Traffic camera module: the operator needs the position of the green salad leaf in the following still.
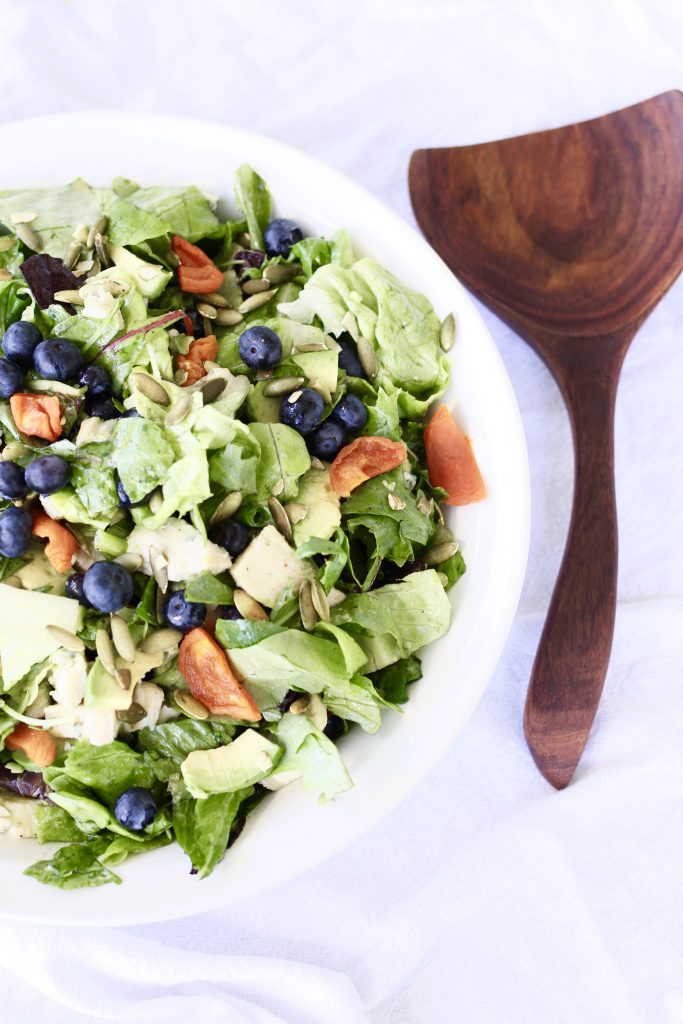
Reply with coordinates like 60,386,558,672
233,165,272,251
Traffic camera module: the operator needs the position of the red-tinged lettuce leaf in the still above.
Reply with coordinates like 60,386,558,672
20,254,84,309
0,764,50,800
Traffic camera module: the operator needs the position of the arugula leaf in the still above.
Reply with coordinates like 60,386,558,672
24,840,122,890
295,532,348,591
233,165,272,251
173,783,254,879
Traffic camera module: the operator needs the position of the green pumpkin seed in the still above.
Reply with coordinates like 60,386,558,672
95,629,117,675
298,580,317,632
196,301,217,319
264,263,302,284
199,377,227,405
2,441,30,461
263,376,305,398
423,540,458,566
175,691,209,720
233,589,269,622
238,288,277,314
94,232,110,268
63,240,83,270
116,702,147,725
46,624,85,653
310,579,330,622
53,289,84,305
139,628,183,654
215,308,244,327
242,278,272,296
440,313,455,352
15,222,41,251
165,394,192,426
131,372,171,407
208,491,242,527
202,291,229,308
110,614,137,663
268,496,292,543
86,215,107,249
115,668,132,690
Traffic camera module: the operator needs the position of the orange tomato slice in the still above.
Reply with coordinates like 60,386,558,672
31,508,79,573
171,235,224,294
5,723,57,767
176,334,218,386
9,393,62,442
178,628,262,722
424,405,486,505
329,436,408,498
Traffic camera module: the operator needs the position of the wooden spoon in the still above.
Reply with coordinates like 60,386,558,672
409,91,683,789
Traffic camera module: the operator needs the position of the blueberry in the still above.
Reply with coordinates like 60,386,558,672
331,393,368,433
82,561,134,613
233,249,265,279
122,409,140,418
0,359,25,398
79,364,111,397
216,604,242,620
86,396,119,420
25,455,71,495
264,218,304,258
181,308,204,339
117,478,149,509
280,387,324,435
337,335,366,379
0,506,32,557
238,326,282,370
114,787,157,832
1,321,42,369
65,572,89,605
208,518,249,557
33,339,83,382
0,461,28,500
308,419,347,461
163,590,207,631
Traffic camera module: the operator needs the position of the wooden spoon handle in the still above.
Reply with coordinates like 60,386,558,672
523,333,631,788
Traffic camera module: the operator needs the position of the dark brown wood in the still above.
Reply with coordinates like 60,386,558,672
409,91,683,789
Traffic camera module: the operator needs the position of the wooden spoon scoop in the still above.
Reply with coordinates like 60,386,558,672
409,91,683,788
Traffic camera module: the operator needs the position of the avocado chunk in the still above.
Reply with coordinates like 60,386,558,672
292,467,341,545
291,349,338,395
107,245,172,299
0,584,82,687
181,729,282,798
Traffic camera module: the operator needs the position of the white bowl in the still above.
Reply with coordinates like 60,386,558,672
0,113,530,926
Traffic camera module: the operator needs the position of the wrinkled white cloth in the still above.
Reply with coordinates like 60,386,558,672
1,1,682,1022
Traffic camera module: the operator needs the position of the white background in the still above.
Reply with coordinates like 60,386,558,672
1,1,682,1021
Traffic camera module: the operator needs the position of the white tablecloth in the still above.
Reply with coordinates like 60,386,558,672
1,2,682,1021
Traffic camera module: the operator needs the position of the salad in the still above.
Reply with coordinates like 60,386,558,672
0,167,485,890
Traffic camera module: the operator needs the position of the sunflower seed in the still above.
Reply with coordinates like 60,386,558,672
96,629,117,674
234,589,269,621
268,497,292,543
440,313,455,353
263,376,305,398
271,478,284,497
199,377,226,405
242,278,272,296
116,702,148,725
423,541,458,565
298,580,318,632
15,222,42,251
73,223,89,245
94,232,110,268
284,502,307,524
10,210,37,224
46,625,85,653
387,493,406,511
357,338,378,380
208,491,242,527
86,215,108,249
150,546,168,592
0,236,14,252
2,575,23,589
289,696,310,715
131,372,170,406
63,240,83,270
115,668,132,690
295,342,327,353
53,289,84,305
264,263,301,284
0,269,11,282
2,441,30,461
215,308,244,327
202,291,229,308
110,614,137,663
165,394,192,426
166,250,181,268
88,257,101,277
341,310,359,340
196,301,217,319
115,552,143,572
75,259,94,275
310,578,330,622
238,288,277,313
417,495,434,517
175,691,209,720
139,628,182,654
288,390,303,404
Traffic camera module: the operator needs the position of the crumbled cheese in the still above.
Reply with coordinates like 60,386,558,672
81,707,119,746
127,519,231,582
49,650,88,709
128,682,164,732
230,525,314,607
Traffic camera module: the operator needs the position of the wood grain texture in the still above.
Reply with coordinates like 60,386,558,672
409,91,683,788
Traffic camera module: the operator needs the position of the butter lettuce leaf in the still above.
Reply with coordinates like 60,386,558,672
112,417,176,504
233,165,271,251
250,422,311,501
268,712,352,800
173,783,254,879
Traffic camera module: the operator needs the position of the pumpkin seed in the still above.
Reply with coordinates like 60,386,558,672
115,552,143,572
423,541,458,566
341,310,359,340
116,702,147,725
2,576,23,589
115,668,132,690
0,269,11,282
95,629,117,674
208,491,242,527
387,493,406,511
165,393,192,426
75,259,94,275
215,308,244,327
196,301,217,319
310,578,330,622
10,210,37,224
139,628,182,654
440,313,455,352
263,376,306,398
131,372,170,407
199,377,227,405
73,223,89,245
289,696,310,715
86,215,107,249
271,478,284,497
417,495,434,517
298,580,318,632
15,223,41,251
295,341,327,353
46,625,85,653
53,289,84,305
148,490,163,514
268,496,293,543
284,502,307,524
264,263,301,284
88,257,101,277
2,441,30,461
110,614,137,663
202,291,229,308
236,232,252,248
0,236,14,253
357,338,378,380
174,369,189,386
242,277,272,295
233,589,269,621
94,232,110,268
238,288,277,314
150,546,168,592
63,240,83,270
175,691,209,720
155,584,166,624
166,250,181,268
